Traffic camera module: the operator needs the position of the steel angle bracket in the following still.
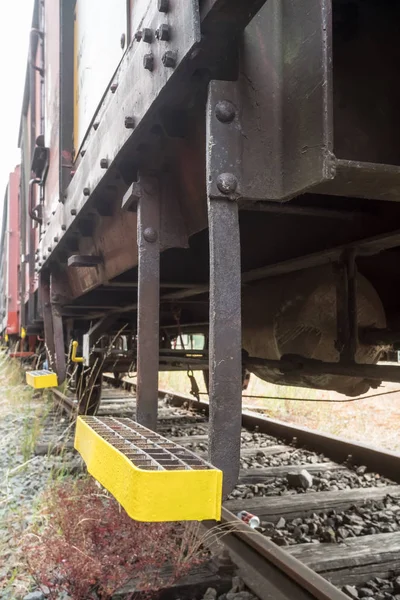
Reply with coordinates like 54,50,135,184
75,416,223,522
206,80,242,497
38,0,201,264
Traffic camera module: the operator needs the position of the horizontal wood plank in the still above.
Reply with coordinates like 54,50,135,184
225,486,400,521
287,532,400,586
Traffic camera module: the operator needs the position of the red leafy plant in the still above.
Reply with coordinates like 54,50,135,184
23,478,208,599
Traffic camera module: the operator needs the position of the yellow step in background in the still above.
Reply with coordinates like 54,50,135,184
26,370,58,389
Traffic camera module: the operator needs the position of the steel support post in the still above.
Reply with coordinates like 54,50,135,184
41,271,56,371
207,80,242,496
50,273,66,385
335,249,357,363
136,175,160,431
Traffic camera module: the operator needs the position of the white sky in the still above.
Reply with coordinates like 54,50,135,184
0,1,34,195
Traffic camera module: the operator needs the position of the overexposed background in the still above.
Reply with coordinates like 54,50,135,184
0,1,33,197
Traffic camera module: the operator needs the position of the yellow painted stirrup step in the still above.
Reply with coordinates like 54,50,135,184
75,416,223,522
71,340,84,363
26,369,59,389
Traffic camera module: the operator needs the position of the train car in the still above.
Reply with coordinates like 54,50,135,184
7,0,400,518
0,167,22,347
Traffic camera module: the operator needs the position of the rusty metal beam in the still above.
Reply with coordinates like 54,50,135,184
335,250,358,364
207,80,242,497
136,175,161,431
246,354,400,385
241,228,400,284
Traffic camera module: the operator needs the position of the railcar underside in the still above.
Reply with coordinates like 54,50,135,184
18,0,400,499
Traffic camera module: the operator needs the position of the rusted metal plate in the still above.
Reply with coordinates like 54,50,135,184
239,0,334,201
66,209,138,298
39,0,200,263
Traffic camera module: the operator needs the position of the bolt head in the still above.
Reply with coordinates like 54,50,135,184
47,246,52,252
80,149,86,157
162,50,177,68
100,158,108,169
120,33,126,49
155,24,170,41
142,28,153,43
135,30,143,41
61,224,67,231
110,82,118,93
71,209,77,216
93,122,100,130
217,173,238,195
215,100,236,123
143,54,154,71
143,227,158,243
158,0,169,12
83,187,90,196
53,236,59,243
124,116,135,129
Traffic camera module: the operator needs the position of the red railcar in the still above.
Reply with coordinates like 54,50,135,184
0,166,22,344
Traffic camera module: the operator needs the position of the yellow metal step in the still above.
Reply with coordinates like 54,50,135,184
75,416,222,522
26,370,58,389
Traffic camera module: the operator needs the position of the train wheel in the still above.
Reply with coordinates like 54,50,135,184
77,369,103,415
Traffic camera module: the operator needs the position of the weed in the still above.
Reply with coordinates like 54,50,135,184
23,478,208,599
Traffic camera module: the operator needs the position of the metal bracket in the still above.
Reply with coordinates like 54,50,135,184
136,174,161,431
207,80,242,497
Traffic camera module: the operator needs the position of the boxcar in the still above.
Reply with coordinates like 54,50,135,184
4,0,400,495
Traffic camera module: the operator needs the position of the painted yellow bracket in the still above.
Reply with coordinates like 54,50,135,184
75,416,223,522
71,341,84,363
26,370,59,389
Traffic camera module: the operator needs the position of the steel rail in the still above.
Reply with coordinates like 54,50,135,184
203,509,347,600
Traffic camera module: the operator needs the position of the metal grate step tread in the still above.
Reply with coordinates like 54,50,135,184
26,370,58,389
75,416,222,522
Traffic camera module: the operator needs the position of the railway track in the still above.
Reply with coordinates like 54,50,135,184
50,378,400,600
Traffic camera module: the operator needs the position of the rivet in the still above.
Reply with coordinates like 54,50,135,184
43,255,47,260
217,173,238,195
155,24,170,41
61,224,67,231
162,50,177,68
124,116,135,129
143,54,154,71
93,122,100,130
135,30,143,41
120,33,126,49
143,227,158,243
158,0,169,12
53,236,59,243
71,209,77,216
80,149,86,157
83,187,90,196
215,100,236,124
142,28,153,43
100,158,108,169
47,246,52,252
110,82,118,93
